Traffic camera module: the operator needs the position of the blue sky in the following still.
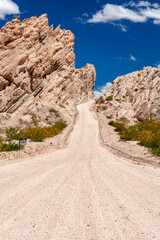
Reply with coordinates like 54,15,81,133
0,0,160,96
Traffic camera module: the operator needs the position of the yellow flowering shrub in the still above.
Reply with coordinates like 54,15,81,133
22,121,67,142
109,120,160,156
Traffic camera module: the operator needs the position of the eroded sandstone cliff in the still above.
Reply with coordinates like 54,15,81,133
96,67,160,123
0,14,96,128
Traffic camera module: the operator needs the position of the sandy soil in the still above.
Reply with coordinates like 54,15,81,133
0,101,160,240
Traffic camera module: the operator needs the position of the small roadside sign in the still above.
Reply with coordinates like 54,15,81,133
19,138,27,150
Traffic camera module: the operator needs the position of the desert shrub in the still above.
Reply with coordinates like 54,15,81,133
109,120,160,156
106,96,113,101
106,115,112,119
102,105,108,110
3,142,20,152
59,104,65,108
31,115,41,127
108,120,115,126
118,117,130,124
115,99,121,102
49,108,60,117
0,136,6,152
114,122,126,133
0,136,21,152
5,127,23,141
58,67,66,71
108,121,126,133
54,121,67,130
22,127,45,142
138,73,141,77
22,121,67,142
95,99,99,104
140,87,145,90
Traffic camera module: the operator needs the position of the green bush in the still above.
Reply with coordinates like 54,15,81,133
31,115,41,127
0,135,22,152
5,127,23,141
3,142,20,152
102,105,107,110
59,104,65,108
49,108,60,117
118,117,130,124
106,115,112,119
95,99,99,104
108,120,115,126
106,96,113,101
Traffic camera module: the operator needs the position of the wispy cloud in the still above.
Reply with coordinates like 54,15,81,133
112,23,127,32
130,54,136,61
0,0,20,20
81,1,160,30
94,82,112,98
155,62,160,68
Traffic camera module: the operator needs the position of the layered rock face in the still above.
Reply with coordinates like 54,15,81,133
97,67,160,123
0,14,96,127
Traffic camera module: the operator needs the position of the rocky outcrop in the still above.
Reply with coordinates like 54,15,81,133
96,67,160,123
0,14,96,128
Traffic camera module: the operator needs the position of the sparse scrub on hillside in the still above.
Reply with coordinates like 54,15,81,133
118,117,130,124
6,127,23,141
108,120,160,157
106,96,113,101
31,115,41,127
106,115,112,119
0,135,21,152
58,67,66,71
49,108,60,117
59,104,65,108
102,105,108,110
95,99,99,104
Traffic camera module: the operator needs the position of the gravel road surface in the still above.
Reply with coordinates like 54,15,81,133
0,101,160,240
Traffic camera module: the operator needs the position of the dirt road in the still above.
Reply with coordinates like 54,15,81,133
0,101,160,240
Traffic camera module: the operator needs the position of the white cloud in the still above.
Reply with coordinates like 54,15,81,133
0,0,20,20
86,1,160,28
155,62,160,68
153,19,160,24
88,4,146,23
94,82,112,98
130,54,136,61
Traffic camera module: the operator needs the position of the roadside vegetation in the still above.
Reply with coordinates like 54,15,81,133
108,120,160,157
0,136,20,152
0,121,67,152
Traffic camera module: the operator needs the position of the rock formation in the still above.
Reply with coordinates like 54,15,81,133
0,14,96,128
96,67,160,123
